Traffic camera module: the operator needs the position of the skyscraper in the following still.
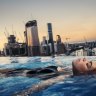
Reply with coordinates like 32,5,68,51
56,35,65,54
25,20,40,56
56,35,61,44
47,23,54,54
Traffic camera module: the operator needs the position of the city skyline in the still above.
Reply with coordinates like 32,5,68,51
0,0,96,50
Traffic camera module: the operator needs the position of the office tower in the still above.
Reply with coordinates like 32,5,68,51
56,35,61,44
47,23,54,54
25,20,40,56
56,35,65,54
40,36,50,56
41,36,47,45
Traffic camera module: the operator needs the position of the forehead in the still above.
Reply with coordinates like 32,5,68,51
73,59,88,68
75,58,89,62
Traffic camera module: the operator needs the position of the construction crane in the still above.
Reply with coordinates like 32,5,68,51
4,31,8,39
19,32,24,43
84,36,87,43
83,36,88,47
66,38,70,41
14,31,19,42
12,24,14,35
3,27,10,42
5,27,9,38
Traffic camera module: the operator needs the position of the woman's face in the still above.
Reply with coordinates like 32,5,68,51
73,58,96,73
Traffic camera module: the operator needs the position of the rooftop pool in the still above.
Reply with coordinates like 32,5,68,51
0,56,96,96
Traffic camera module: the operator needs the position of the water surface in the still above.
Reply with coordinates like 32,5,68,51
0,56,96,96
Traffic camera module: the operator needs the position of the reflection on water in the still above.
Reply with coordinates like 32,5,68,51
35,75,96,96
0,76,40,96
0,56,96,96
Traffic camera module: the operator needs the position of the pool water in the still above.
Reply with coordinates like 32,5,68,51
0,56,96,96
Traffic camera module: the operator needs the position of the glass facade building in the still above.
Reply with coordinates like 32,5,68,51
47,23,54,54
25,20,40,56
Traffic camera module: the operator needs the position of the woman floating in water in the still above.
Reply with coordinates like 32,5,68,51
1,58,96,95
15,58,96,96
0,58,96,78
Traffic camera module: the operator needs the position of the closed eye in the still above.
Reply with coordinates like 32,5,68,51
86,61,92,69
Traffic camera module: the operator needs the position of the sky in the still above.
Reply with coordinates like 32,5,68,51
0,0,96,50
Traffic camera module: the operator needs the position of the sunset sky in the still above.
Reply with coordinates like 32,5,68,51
0,0,96,50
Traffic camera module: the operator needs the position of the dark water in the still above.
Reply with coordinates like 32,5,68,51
0,56,96,96
0,76,40,96
34,75,96,96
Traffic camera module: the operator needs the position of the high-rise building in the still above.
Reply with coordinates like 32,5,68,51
56,35,61,44
56,35,65,54
47,23,54,54
25,20,40,56
40,36,51,56
41,36,47,45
